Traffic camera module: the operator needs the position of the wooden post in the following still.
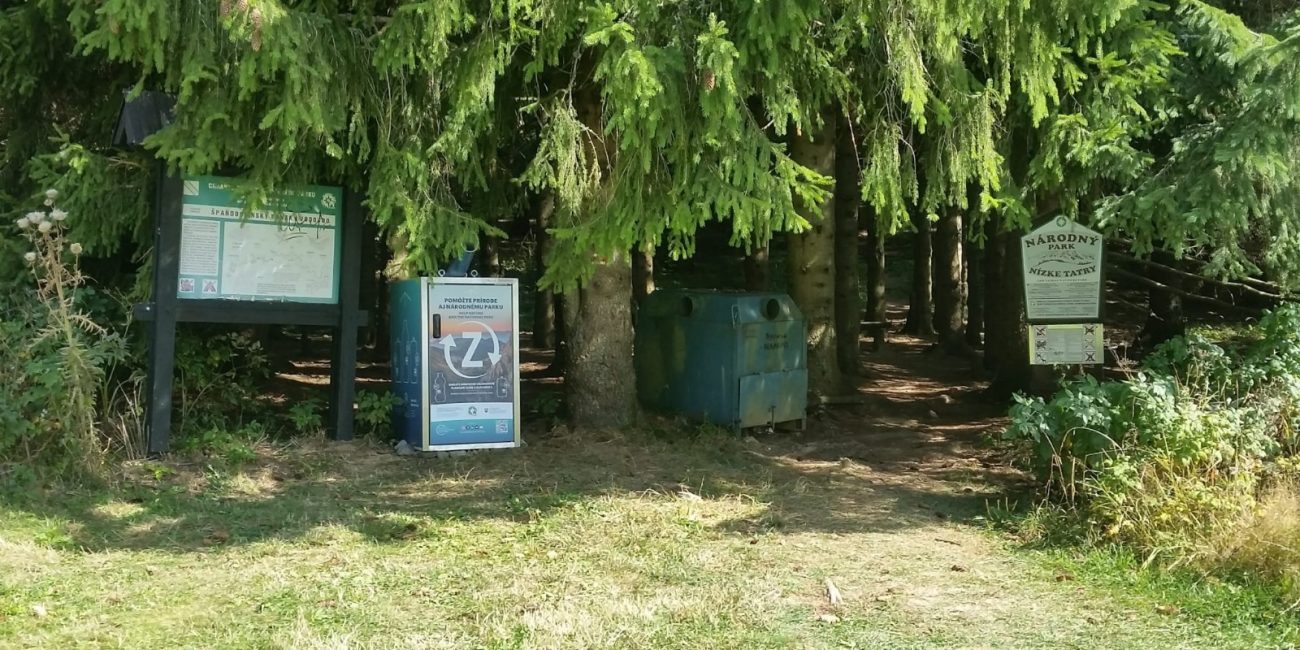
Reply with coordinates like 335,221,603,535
146,167,183,455
328,190,364,441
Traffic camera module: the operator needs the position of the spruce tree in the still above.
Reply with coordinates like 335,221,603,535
24,0,1296,413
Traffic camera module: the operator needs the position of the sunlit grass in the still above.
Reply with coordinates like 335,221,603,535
1,433,1294,649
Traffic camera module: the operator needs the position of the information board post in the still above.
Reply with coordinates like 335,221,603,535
146,169,183,454
327,190,365,441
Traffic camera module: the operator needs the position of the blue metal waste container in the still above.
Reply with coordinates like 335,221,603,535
635,290,807,430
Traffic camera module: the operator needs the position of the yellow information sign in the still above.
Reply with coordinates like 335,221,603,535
1029,323,1104,365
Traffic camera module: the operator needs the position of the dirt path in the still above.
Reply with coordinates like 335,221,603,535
683,333,1270,648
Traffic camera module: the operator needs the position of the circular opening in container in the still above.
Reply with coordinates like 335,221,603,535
763,298,782,320
681,296,696,317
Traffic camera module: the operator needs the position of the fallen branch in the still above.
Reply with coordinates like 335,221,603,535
1108,252,1289,302
1106,240,1293,297
1107,267,1263,316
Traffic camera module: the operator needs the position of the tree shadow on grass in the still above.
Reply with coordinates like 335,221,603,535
5,305,1029,554
1,417,1026,554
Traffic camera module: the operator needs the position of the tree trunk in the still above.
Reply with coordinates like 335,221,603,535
744,243,770,291
983,225,1031,396
479,235,502,277
965,228,985,348
1142,249,1185,347
532,194,557,350
902,208,935,335
362,216,387,360
565,63,637,429
632,242,655,304
787,108,842,399
959,209,969,328
547,292,573,376
567,255,637,428
833,115,862,375
865,206,887,346
933,204,964,350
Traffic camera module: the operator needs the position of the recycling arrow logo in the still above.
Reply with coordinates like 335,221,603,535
441,320,502,379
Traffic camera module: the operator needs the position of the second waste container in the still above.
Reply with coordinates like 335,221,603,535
635,290,807,430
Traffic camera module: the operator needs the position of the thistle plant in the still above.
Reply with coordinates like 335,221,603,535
12,189,114,476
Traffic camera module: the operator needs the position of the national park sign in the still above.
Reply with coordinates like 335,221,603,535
1020,217,1104,321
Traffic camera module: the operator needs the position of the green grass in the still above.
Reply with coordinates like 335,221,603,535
1033,547,1298,634
1,432,1296,649
988,499,1300,648
1187,320,1268,354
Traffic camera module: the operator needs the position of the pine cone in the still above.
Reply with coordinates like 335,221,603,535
702,69,717,92
219,0,232,18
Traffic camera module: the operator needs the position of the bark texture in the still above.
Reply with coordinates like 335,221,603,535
532,194,557,349
632,243,655,304
566,67,637,428
567,254,638,428
903,208,935,335
865,206,887,341
479,235,502,277
983,225,1031,396
965,232,985,348
933,204,964,349
744,243,770,291
787,110,842,398
833,116,862,375
362,216,387,359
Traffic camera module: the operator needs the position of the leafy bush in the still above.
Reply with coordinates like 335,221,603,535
178,422,265,466
286,398,325,435
1005,306,1300,589
355,389,400,439
173,329,273,437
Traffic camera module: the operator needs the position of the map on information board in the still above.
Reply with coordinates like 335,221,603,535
177,175,341,303
1021,217,1104,321
1029,323,1104,365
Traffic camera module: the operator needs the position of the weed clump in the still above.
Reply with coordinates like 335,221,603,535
1,190,125,482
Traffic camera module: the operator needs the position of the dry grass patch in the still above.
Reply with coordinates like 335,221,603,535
1208,478,1300,601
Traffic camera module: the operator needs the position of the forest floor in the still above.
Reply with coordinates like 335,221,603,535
1,333,1293,648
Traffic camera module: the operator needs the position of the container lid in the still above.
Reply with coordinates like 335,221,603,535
640,289,803,324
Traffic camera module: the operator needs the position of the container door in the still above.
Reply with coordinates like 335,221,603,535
738,371,808,429
424,278,521,451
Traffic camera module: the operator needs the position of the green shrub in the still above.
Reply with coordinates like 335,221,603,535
178,422,265,466
286,398,325,435
173,329,273,437
1004,306,1300,579
355,389,400,439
